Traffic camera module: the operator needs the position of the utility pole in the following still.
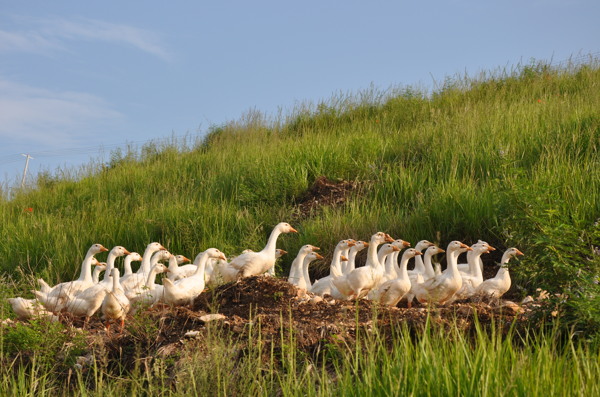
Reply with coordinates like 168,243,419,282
21,153,33,188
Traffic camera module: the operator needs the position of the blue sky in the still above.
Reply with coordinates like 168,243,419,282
1,1,599,187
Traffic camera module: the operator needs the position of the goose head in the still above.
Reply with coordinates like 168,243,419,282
152,263,169,274
425,245,445,256
402,248,423,260
146,242,167,253
276,222,298,234
176,255,191,264
110,246,132,257
276,249,288,258
379,243,400,256
351,241,369,252
500,247,524,266
447,241,472,255
306,252,324,262
415,240,434,252
90,244,109,254
371,232,393,245
127,252,143,262
204,248,227,261
391,239,411,250
298,245,320,255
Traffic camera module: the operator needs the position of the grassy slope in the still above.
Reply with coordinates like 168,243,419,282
0,61,599,298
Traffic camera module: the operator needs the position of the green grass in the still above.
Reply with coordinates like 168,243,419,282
0,58,599,394
1,316,599,396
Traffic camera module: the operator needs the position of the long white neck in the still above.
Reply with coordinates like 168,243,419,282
495,252,513,280
446,248,462,277
302,257,312,288
378,250,391,271
193,252,210,278
103,251,119,282
288,251,309,283
398,253,412,281
92,267,105,284
366,239,382,268
340,248,350,273
423,252,436,279
77,250,96,282
168,256,179,272
145,266,162,290
468,250,484,279
112,271,122,293
413,254,425,273
330,245,345,277
384,252,397,276
139,246,160,274
262,227,282,255
123,258,134,276
347,247,360,273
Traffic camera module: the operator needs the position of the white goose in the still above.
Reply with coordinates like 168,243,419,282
162,248,227,306
345,240,369,274
123,252,143,276
101,268,130,333
7,297,58,321
457,240,494,274
92,262,107,284
414,241,471,304
310,239,355,297
38,257,100,293
443,243,493,304
129,262,170,309
166,254,193,281
342,232,395,299
61,246,130,321
121,242,166,290
287,245,321,289
377,239,411,285
230,222,298,278
370,248,422,306
404,245,445,307
297,251,323,291
474,247,523,299
124,250,171,300
407,240,435,277
40,244,108,301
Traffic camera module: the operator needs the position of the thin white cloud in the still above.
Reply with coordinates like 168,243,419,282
0,15,171,61
0,78,123,147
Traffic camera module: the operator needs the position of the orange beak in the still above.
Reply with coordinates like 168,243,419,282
312,246,320,251
124,249,131,255
392,246,401,252
279,249,288,255
516,249,524,256
415,251,423,255
403,241,411,248
384,234,394,243
315,253,324,260
363,242,369,247
438,248,445,253
347,241,356,247
341,256,348,261
487,245,496,251
290,227,298,233
100,246,109,252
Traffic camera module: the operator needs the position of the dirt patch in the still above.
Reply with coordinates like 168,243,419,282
294,176,360,218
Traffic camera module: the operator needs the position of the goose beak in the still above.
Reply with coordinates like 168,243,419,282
438,249,445,253
466,247,473,251
363,242,369,247
289,227,298,233
279,249,288,255
384,234,394,243
165,268,171,272
100,246,109,252
219,254,227,261
124,249,131,255
487,245,496,251
392,246,401,252
347,241,356,247
183,256,191,263
415,251,423,255
159,245,166,251
516,250,524,256
403,240,411,248
312,246,320,251
315,253,324,260
341,256,348,261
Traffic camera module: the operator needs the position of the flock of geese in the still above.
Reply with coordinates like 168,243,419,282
7,222,524,332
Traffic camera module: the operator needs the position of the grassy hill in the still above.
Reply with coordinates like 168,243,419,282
1,59,599,319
